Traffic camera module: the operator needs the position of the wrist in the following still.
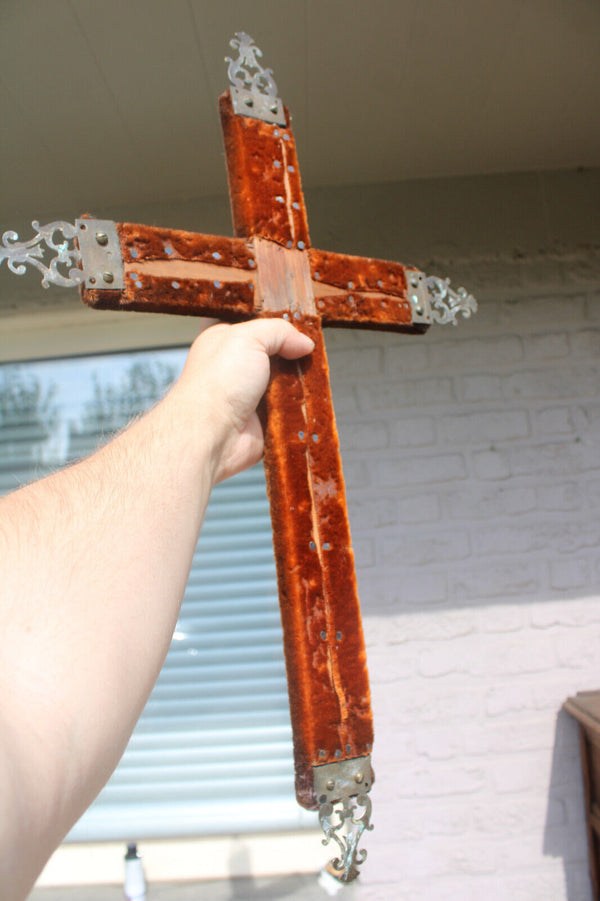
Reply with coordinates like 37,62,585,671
157,380,226,488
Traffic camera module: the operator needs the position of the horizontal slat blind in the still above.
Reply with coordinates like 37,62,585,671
0,349,312,841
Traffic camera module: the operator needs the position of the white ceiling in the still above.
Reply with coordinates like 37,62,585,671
1,0,600,222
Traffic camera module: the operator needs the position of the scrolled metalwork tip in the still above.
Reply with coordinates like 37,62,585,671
313,755,374,883
226,32,285,125
426,274,478,326
0,220,83,289
319,792,373,882
226,32,277,96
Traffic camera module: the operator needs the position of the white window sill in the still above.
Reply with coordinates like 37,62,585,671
33,832,327,890
30,869,355,900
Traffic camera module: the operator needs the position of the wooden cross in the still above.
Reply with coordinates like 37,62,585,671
1,33,475,881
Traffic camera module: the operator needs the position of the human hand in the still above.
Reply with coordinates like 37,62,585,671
173,319,314,483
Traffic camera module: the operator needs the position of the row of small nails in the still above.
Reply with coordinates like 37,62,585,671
318,744,371,760
272,124,306,251
127,244,257,268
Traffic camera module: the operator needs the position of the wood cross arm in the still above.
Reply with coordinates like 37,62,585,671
219,91,310,251
80,220,257,321
309,247,425,333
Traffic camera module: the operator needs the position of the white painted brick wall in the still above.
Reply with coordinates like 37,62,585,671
326,255,600,900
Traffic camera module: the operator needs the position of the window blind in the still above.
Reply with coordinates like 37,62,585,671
0,349,313,841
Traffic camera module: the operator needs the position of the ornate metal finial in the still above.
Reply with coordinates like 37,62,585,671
0,221,84,289
313,756,374,883
226,32,286,125
0,219,124,291
426,275,478,325
406,269,478,327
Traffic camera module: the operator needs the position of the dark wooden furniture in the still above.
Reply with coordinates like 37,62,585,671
564,691,600,899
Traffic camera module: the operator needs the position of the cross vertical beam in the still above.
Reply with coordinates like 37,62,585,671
220,90,374,809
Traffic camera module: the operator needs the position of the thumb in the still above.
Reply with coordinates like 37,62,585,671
248,318,315,360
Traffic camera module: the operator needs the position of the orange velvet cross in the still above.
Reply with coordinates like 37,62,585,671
82,88,429,810
83,92,427,796
0,31,477,880
78,46,457,880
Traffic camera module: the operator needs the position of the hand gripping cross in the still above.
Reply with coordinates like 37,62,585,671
0,32,476,881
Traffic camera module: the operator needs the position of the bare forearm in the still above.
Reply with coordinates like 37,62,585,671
0,319,313,899
0,389,215,897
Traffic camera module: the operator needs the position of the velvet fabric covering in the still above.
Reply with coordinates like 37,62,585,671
261,314,373,808
80,89,429,809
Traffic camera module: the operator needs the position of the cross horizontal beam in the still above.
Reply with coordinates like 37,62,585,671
81,220,429,333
